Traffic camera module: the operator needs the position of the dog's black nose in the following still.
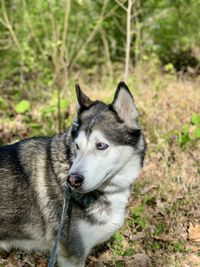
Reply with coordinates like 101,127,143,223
67,174,84,188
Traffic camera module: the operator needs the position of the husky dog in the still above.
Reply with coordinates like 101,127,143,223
0,82,146,267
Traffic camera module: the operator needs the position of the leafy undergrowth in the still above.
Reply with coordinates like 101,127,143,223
0,75,200,267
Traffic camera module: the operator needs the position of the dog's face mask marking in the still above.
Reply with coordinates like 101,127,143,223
69,129,135,192
68,82,146,193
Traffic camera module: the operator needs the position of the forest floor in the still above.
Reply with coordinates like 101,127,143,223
0,74,200,267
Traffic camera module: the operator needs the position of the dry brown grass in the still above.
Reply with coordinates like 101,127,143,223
132,79,200,267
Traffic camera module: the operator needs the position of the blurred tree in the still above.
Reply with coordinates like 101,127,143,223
0,0,199,90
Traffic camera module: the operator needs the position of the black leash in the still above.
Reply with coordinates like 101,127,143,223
48,184,73,267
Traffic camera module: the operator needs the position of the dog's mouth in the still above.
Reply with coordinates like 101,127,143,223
71,170,113,194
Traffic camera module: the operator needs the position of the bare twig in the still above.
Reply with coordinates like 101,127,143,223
101,28,113,77
59,0,71,67
49,1,59,75
1,0,25,87
124,0,132,81
68,22,81,64
114,0,127,11
1,0,24,58
51,0,71,133
134,0,141,64
69,0,126,71
22,0,44,56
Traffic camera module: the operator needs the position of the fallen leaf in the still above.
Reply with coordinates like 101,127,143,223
188,222,200,242
181,253,200,267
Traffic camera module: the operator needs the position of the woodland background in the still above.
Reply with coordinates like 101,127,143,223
0,1,200,266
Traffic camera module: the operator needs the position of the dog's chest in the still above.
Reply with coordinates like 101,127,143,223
77,190,129,254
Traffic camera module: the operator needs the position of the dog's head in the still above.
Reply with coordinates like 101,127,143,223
67,82,146,193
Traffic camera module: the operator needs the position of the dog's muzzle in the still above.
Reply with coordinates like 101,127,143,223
67,173,84,188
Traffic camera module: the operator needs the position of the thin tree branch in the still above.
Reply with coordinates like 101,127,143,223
114,0,127,11
101,28,113,77
22,0,45,57
69,0,126,70
59,0,71,67
49,1,59,74
124,0,132,81
1,0,24,58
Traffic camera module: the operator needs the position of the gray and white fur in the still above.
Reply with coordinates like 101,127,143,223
0,82,146,267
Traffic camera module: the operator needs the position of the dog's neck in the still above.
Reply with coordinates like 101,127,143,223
71,190,105,209
71,185,129,213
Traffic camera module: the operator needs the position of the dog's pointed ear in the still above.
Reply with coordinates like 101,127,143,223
75,84,93,108
111,81,139,127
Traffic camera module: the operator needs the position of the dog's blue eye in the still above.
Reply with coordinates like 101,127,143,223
96,142,108,150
